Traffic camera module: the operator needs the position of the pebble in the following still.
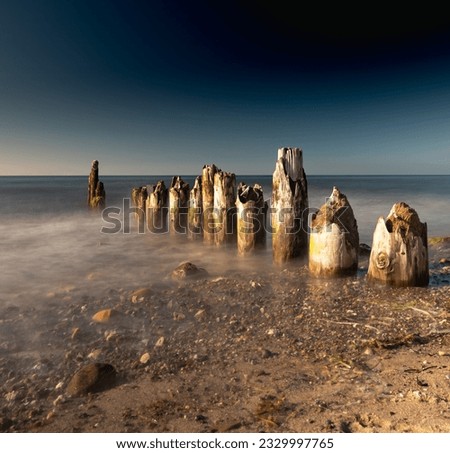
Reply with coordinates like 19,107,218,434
87,349,102,360
66,363,117,397
171,262,208,280
71,327,81,340
105,330,119,342
173,312,186,321
140,352,151,364
130,288,153,303
155,336,165,347
194,309,206,321
92,309,119,324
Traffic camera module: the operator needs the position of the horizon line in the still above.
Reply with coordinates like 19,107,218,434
0,173,449,178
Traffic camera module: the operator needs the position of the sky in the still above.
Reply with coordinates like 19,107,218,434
1,1,450,175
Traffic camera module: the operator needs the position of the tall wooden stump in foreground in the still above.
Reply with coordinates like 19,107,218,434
367,202,429,287
202,164,218,244
131,186,147,232
214,170,236,245
87,160,105,208
169,176,190,234
188,176,203,239
271,147,308,263
309,187,359,277
236,183,265,254
146,181,167,233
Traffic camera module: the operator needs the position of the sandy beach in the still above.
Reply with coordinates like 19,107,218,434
1,238,450,433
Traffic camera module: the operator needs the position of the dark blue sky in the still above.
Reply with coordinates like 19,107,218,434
1,1,450,175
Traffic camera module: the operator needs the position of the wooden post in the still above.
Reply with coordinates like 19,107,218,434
236,183,265,254
146,180,168,233
214,170,236,245
131,186,147,232
169,176,190,234
367,202,429,287
309,187,359,277
202,164,218,244
271,147,308,263
188,176,203,239
88,160,105,208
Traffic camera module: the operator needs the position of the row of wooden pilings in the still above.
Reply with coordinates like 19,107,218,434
89,148,429,287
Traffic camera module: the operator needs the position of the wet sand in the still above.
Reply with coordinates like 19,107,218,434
1,239,450,433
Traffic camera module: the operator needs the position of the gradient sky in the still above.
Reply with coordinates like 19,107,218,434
1,1,450,175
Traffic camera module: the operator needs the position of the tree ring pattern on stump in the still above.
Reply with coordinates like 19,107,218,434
376,251,390,269
376,252,390,269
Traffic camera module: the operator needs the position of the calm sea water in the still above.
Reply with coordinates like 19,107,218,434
0,175,449,303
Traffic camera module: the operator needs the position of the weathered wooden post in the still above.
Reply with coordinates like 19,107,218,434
146,180,167,233
236,183,265,254
309,187,359,277
188,176,203,239
131,186,147,232
271,147,308,263
87,160,105,208
202,164,218,244
367,202,429,287
214,170,236,245
169,176,190,234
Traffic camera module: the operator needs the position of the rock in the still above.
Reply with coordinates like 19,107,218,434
194,309,206,321
71,327,81,340
155,336,165,347
172,312,186,321
359,243,371,256
140,352,151,364
87,349,102,360
439,258,450,265
104,330,119,342
130,288,153,303
92,309,119,323
261,349,276,359
171,262,208,280
66,363,116,397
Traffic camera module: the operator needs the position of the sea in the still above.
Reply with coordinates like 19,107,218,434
0,175,449,304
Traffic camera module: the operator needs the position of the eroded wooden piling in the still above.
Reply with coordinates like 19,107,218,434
309,187,359,277
146,180,167,233
236,183,265,254
169,176,190,234
188,176,203,239
131,186,147,232
214,170,236,245
271,147,308,263
367,202,429,287
202,164,218,244
87,160,105,208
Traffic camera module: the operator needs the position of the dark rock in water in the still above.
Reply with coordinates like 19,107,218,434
359,243,372,256
66,363,116,397
171,262,208,280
